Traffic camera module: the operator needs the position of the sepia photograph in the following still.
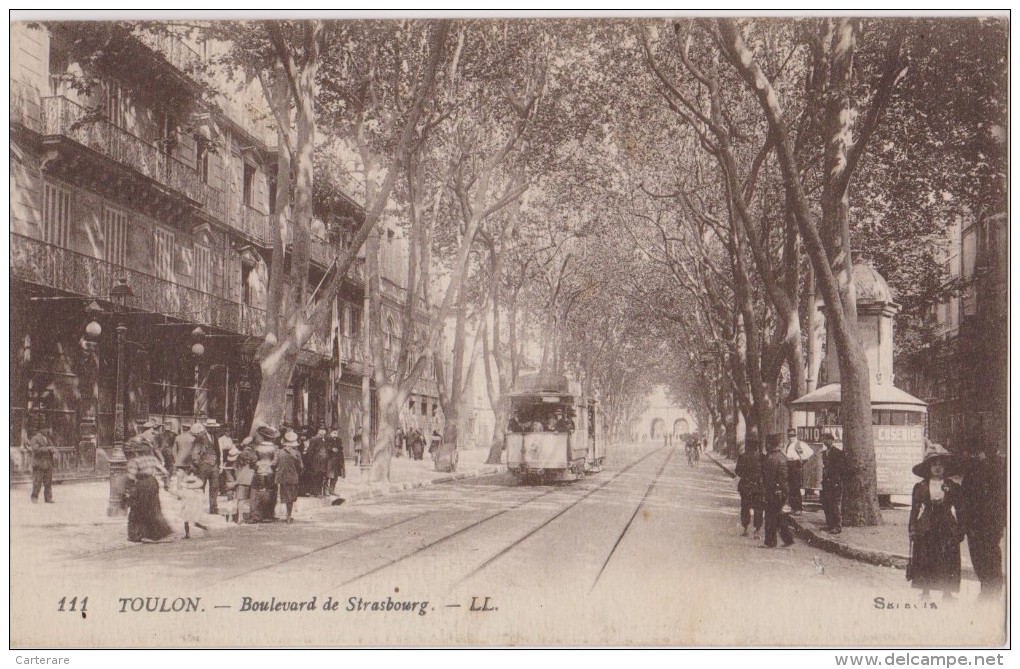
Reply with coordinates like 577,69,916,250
7,10,1009,651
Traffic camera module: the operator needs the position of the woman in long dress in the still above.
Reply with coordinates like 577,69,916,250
126,453,173,543
908,442,966,600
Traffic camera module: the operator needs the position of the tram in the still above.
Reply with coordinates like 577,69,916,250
505,373,607,482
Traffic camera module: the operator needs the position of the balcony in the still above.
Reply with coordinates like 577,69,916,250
234,204,272,246
42,96,221,214
135,30,202,77
11,233,341,361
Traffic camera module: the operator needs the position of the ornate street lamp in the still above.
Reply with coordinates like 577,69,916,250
107,277,133,517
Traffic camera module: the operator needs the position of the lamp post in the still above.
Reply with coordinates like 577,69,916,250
80,302,103,474
107,278,133,516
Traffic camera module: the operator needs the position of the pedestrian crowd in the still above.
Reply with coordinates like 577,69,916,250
61,418,352,543
731,428,1004,603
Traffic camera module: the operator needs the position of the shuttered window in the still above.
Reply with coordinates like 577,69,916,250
194,243,213,293
153,227,175,280
102,207,129,267
42,181,71,247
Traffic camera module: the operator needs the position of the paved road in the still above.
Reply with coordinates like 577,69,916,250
11,442,1003,647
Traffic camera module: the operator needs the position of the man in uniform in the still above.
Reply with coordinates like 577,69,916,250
28,424,56,503
763,434,795,548
819,432,845,535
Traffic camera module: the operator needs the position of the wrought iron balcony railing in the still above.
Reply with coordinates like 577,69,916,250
42,96,221,213
135,30,202,77
10,233,359,361
234,204,272,246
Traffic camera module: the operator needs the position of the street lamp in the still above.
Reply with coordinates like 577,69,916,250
107,277,133,517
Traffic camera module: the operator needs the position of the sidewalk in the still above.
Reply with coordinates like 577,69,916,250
10,447,505,560
705,451,988,577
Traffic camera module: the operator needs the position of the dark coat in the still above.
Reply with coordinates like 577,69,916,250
735,451,764,497
762,450,789,505
962,454,1006,541
307,435,329,474
276,446,304,485
325,437,345,478
29,432,55,470
909,478,966,592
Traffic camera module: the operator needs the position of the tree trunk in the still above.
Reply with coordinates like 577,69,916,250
251,346,299,431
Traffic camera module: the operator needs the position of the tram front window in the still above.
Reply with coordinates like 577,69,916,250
509,400,576,434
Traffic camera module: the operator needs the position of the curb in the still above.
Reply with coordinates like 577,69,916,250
311,464,507,506
704,451,908,570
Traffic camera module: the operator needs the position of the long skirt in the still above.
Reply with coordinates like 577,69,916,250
910,510,962,593
127,475,174,542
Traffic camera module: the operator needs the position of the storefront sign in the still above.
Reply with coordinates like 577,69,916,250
798,424,924,495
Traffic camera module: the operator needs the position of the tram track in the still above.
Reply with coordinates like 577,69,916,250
328,445,667,592
589,447,674,592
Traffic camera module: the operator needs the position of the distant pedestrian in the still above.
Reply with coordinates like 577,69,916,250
819,433,845,535
126,466,173,543
28,425,56,504
395,428,406,458
306,428,328,496
276,431,304,524
173,423,196,473
762,434,795,548
191,421,221,514
325,430,345,495
783,428,812,515
908,441,965,601
158,423,176,472
234,437,257,524
251,425,279,523
962,443,1005,600
735,438,764,539
353,427,364,466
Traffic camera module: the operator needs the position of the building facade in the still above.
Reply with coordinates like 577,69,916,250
896,212,1008,453
9,23,370,478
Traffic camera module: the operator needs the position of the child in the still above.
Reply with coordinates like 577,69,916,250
174,471,211,538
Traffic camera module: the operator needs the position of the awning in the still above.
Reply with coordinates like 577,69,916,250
790,383,927,413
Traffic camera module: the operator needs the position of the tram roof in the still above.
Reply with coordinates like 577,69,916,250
510,373,580,397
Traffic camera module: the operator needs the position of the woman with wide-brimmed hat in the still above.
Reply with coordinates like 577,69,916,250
908,440,966,600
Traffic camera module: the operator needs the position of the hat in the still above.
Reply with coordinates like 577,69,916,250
256,425,280,442
226,446,241,460
821,432,835,442
912,440,957,479
786,428,797,437
204,418,221,429
142,418,160,429
283,431,299,447
189,423,206,435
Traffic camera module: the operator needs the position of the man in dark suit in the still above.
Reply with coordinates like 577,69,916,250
820,433,845,534
276,431,304,523
28,425,56,503
735,437,764,538
762,434,795,548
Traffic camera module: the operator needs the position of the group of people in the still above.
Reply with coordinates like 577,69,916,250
734,428,1005,601
507,408,576,434
113,418,350,542
392,427,435,461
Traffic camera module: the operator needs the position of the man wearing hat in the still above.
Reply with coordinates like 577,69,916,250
819,432,845,534
962,441,1005,600
191,420,221,515
276,431,304,523
782,427,813,516
762,434,795,548
27,424,56,504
